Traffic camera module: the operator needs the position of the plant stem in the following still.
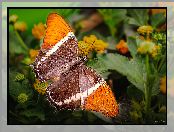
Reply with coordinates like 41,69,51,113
157,50,166,72
144,54,151,113
15,30,29,51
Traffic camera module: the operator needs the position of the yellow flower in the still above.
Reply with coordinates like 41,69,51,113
116,40,129,54
137,40,161,58
151,45,161,58
78,35,108,56
78,41,93,56
160,76,166,94
32,23,46,40
83,35,97,45
137,41,155,54
14,21,27,32
137,25,153,35
29,49,39,62
93,39,108,53
33,79,48,95
9,14,18,23
17,93,28,104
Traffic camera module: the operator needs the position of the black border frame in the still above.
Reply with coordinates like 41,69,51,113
7,7,167,125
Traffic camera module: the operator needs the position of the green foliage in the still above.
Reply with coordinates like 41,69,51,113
127,36,138,57
129,100,144,123
19,108,45,122
9,29,28,55
93,53,147,94
127,85,144,101
98,9,127,36
152,32,166,44
9,71,33,102
127,9,149,26
87,58,110,79
150,13,166,28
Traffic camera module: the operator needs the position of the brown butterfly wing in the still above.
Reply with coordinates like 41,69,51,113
46,63,119,117
32,13,79,82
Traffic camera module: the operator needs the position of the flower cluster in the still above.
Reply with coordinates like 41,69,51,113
78,35,108,56
116,40,129,54
33,79,48,95
14,73,25,82
17,93,28,104
9,14,27,32
137,25,153,35
137,40,161,58
152,32,166,44
32,23,46,40
136,25,162,58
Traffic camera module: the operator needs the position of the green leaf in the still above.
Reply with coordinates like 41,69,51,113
19,108,45,121
107,36,118,50
87,57,108,74
127,36,138,57
87,57,110,79
127,85,144,100
9,31,27,55
98,9,127,36
87,52,160,97
151,13,166,28
127,9,149,26
149,63,160,96
9,71,23,100
95,54,146,93
92,111,113,124
9,71,33,101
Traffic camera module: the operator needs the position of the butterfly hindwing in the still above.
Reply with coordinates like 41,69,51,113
46,63,119,117
46,63,81,110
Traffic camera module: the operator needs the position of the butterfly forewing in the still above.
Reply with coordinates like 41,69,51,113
32,13,80,81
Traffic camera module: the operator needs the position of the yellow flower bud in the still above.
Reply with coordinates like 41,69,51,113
9,14,18,23
32,23,46,40
93,39,108,53
137,25,153,35
14,21,27,32
83,35,97,45
33,79,48,95
17,93,28,104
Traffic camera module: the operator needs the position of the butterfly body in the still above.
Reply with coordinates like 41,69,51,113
32,13,119,118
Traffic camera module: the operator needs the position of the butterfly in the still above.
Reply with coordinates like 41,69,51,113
32,13,119,118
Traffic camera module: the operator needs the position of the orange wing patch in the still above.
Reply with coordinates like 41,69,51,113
84,83,119,117
42,13,72,49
